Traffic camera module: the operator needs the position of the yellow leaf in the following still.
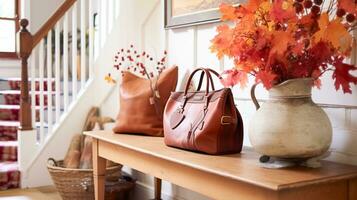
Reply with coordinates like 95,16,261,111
105,74,116,84
270,30,295,55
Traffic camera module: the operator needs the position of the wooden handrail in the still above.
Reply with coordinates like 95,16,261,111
32,0,77,49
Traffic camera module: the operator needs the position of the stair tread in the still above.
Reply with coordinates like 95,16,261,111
0,90,74,97
0,121,19,127
0,77,55,82
0,141,17,147
0,120,48,128
0,104,62,111
0,90,59,95
0,104,63,110
0,104,42,109
0,161,18,172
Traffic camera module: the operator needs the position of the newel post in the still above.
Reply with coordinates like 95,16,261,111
17,19,33,131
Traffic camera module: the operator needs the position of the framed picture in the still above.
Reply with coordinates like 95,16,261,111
164,0,242,29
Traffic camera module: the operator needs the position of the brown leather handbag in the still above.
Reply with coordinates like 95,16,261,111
113,66,178,136
163,68,243,154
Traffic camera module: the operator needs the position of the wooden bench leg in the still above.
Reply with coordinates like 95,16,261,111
154,177,162,200
93,138,106,200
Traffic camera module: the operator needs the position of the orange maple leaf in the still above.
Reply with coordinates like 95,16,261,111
270,30,295,56
210,24,235,59
313,13,352,54
220,3,237,21
245,0,266,13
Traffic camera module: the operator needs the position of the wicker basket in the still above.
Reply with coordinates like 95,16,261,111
47,158,122,200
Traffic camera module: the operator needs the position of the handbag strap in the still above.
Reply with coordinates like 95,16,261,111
196,68,223,91
184,68,211,96
196,71,215,91
179,68,222,113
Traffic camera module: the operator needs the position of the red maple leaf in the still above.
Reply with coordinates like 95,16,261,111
220,69,248,88
255,70,277,89
332,57,357,93
312,69,322,89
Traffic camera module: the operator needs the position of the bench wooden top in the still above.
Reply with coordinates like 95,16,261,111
85,130,357,191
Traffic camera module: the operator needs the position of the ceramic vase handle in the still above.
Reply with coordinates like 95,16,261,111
250,83,260,110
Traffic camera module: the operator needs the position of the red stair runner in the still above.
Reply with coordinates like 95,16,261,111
0,121,18,142
0,162,20,190
0,141,17,162
0,78,56,190
0,90,50,106
0,104,41,121
0,79,26,190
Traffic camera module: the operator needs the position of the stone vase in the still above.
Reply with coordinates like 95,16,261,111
249,78,332,159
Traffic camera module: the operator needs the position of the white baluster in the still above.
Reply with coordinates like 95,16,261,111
96,0,101,58
72,3,78,100
55,23,61,122
30,48,36,127
89,0,94,79
80,0,86,88
46,32,53,134
63,13,69,111
100,0,107,47
39,39,45,143
108,0,113,33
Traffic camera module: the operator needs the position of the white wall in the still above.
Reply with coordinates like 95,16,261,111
99,0,357,199
29,0,64,32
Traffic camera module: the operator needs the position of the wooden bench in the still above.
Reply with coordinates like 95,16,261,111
85,131,357,200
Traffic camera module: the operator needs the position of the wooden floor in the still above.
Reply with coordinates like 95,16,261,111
0,186,61,200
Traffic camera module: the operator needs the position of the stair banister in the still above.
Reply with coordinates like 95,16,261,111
16,0,78,131
17,19,33,130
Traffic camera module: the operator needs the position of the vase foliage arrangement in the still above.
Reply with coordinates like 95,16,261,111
211,0,357,92
211,0,357,160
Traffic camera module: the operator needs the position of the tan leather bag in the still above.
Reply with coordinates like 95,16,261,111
163,68,243,154
113,66,178,136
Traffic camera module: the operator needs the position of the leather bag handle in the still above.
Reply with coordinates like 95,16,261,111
196,68,223,91
186,68,223,94
184,68,212,96
196,71,215,91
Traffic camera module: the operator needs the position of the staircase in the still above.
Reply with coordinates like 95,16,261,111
0,0,124,189
0,0,150,188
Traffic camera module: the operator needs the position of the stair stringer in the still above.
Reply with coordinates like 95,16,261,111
18,0,159,188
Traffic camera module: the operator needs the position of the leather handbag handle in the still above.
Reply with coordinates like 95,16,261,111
196,68,224,91
207,68,223,80
184,68,211,96
196,71,215,91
